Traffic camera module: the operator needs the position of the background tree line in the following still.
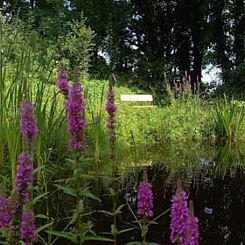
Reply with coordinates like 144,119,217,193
0,0,244,88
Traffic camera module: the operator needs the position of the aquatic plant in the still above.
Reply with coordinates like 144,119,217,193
15,152,33,202
21,210,37,245
65,69,87,151
0,196,10,228
106,74,117,163
7,152,36,244
188,201,199,245
137,179,154,218
136,172,154,244
7,98,37,244
127,171,171,245
56,68,69,98
214,96,245,140
170,180,199,245
20,100,39,149
170,181,190,244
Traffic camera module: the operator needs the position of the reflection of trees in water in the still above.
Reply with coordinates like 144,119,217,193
189,166,245,245
94,142,245,244
120,140,245,244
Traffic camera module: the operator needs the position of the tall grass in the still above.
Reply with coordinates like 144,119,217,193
0,16,66,186
214,96,245,141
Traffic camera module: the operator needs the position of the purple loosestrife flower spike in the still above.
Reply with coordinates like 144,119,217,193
7,190,22,243
170,179,190,245
8,153,34,243
56,68,69,97
20,99,38,149
106,76,117,160
188,201,199,245
21,210,37,245
0,196,10,228
16,152,33,202
137,172,154,218
65,70,87,151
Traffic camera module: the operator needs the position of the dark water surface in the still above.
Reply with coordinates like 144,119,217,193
58,141,245,245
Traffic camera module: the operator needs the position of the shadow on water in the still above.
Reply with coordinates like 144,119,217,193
53,141,245,245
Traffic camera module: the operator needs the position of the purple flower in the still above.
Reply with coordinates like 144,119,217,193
15,152,33,201
20,100,38,148
106,102,117,113
7,152,34,244
56,69,69,97
188,216,199,245
170,182,190,244
106,88,117,140
65,82,87,151
7,190,22,243
188,201,199,245
0,196,10,228
137,179,154,218
18,152,32,165
21,210,37,245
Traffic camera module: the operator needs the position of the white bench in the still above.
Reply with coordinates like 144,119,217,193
120,94,154,107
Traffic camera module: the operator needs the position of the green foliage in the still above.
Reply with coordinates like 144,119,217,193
214,96,245,140
61,18,94,72
223,63,245,88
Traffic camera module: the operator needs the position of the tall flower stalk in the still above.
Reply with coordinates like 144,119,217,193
56,66,69,98
105,74,119,245
8,152,34,244
20,100,38,150
106,74,117,166
188,201,199,245
170,179,199,245
21,210,37,245
137,171,154,244
62,67,89,243
0,196,10,228
137,174,154,218
7,97,38,244
65,68,87,151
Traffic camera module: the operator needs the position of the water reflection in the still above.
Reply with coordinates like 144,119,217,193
110,141,245,244
52,141,245,245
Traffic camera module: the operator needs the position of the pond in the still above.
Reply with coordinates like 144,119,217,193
54,141,245,245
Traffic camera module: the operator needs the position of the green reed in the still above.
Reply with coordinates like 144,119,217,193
214,95,245,141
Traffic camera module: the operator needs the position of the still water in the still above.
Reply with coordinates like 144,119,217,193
91,141,245,245
60,141,245,245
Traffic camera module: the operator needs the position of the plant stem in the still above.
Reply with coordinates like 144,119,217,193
113,195,117,245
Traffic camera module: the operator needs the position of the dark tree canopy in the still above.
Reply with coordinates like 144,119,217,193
0,0,244,85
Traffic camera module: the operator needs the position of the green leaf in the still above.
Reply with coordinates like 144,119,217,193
33,165,46,175
98,210,113,216
141,224,148,237
55,184,77,197
148,220,158,225
36,222,53,234
126,242,143,245
81,189,101,202
84,235,114,242
117,227,135,235
32,192,49,205
35,214,49,220
113,204,126,216
47,230,76,243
